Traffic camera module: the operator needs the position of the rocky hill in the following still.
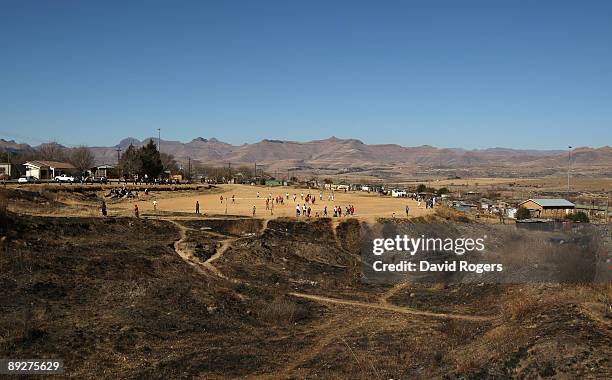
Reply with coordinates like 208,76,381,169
2,137,610,176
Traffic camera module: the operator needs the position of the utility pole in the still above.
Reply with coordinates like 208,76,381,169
606,195,609,226
157,128,161,153
567,145,572,194
116,147,122,179
6,150,11,178
188,157,191,182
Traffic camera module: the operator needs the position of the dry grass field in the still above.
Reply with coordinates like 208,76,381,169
107,184,433,221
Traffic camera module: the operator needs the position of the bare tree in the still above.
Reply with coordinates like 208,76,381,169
37,142,67,161
69,146,95,172
160,152,179,173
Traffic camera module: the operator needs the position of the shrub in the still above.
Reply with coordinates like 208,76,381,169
436,187,449,196
565,211,589,223
515,207,531,220
259,298,308,324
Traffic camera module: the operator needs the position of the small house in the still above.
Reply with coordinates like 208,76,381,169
518,198,575,218
92,164,115,178
23,160,76,179
265,179,284,187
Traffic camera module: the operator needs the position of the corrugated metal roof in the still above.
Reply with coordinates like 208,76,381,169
528,198,575,207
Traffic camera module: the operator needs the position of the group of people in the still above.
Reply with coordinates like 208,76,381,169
122,174,181,185
325,204,355,217
293,203,355,218
105,186,137,199
415,195,436,209
295,203,312,217
258,189,418,219
102,187,426,220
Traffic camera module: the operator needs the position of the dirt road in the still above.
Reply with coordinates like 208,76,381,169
289,292,493,322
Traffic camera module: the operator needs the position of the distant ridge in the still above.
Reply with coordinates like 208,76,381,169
1,137,610,176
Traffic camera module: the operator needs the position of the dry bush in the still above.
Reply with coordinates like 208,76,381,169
39,190,58,202
434,206,471,222
501,292,541,321
259,298,308,324
452,353,481,374
444,320,478,347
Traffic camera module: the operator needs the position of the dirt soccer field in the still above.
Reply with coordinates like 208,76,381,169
110,184,432,221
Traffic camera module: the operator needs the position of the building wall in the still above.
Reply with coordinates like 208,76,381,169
520,200,542,211
538,208,572,218
520,200,573,218
25,166,41,179
0,164,12,178
25,166,51,179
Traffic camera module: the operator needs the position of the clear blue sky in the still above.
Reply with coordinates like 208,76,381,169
1,0,611,149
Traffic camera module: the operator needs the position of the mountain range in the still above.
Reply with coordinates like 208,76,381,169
2,137,611,177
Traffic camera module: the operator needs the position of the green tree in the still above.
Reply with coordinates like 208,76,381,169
565,211,589,223
138,140,163,178
118,144,141,177
416,184,427,193
436,187,449,196
516,207,531,220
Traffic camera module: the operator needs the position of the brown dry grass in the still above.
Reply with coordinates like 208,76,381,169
434,205,472,222
259,298,309,325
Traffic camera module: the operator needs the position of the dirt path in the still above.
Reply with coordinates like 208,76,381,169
168,220,209,276
204,237,238,279
379,280,411,305
289,292,493,322
168,219,236,280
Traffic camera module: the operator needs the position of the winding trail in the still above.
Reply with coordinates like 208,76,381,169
168,219,233,279
379,280,411,305
168,219,209,276
289,292,493,322
204,237,238,279
167,217,271,280
166,215,498,378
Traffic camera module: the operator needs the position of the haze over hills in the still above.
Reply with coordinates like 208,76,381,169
1,137,611,177
91,137,612,175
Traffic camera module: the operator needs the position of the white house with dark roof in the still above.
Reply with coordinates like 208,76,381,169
23,160,76,180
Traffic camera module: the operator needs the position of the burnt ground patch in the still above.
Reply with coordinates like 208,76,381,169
0,213,610,378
